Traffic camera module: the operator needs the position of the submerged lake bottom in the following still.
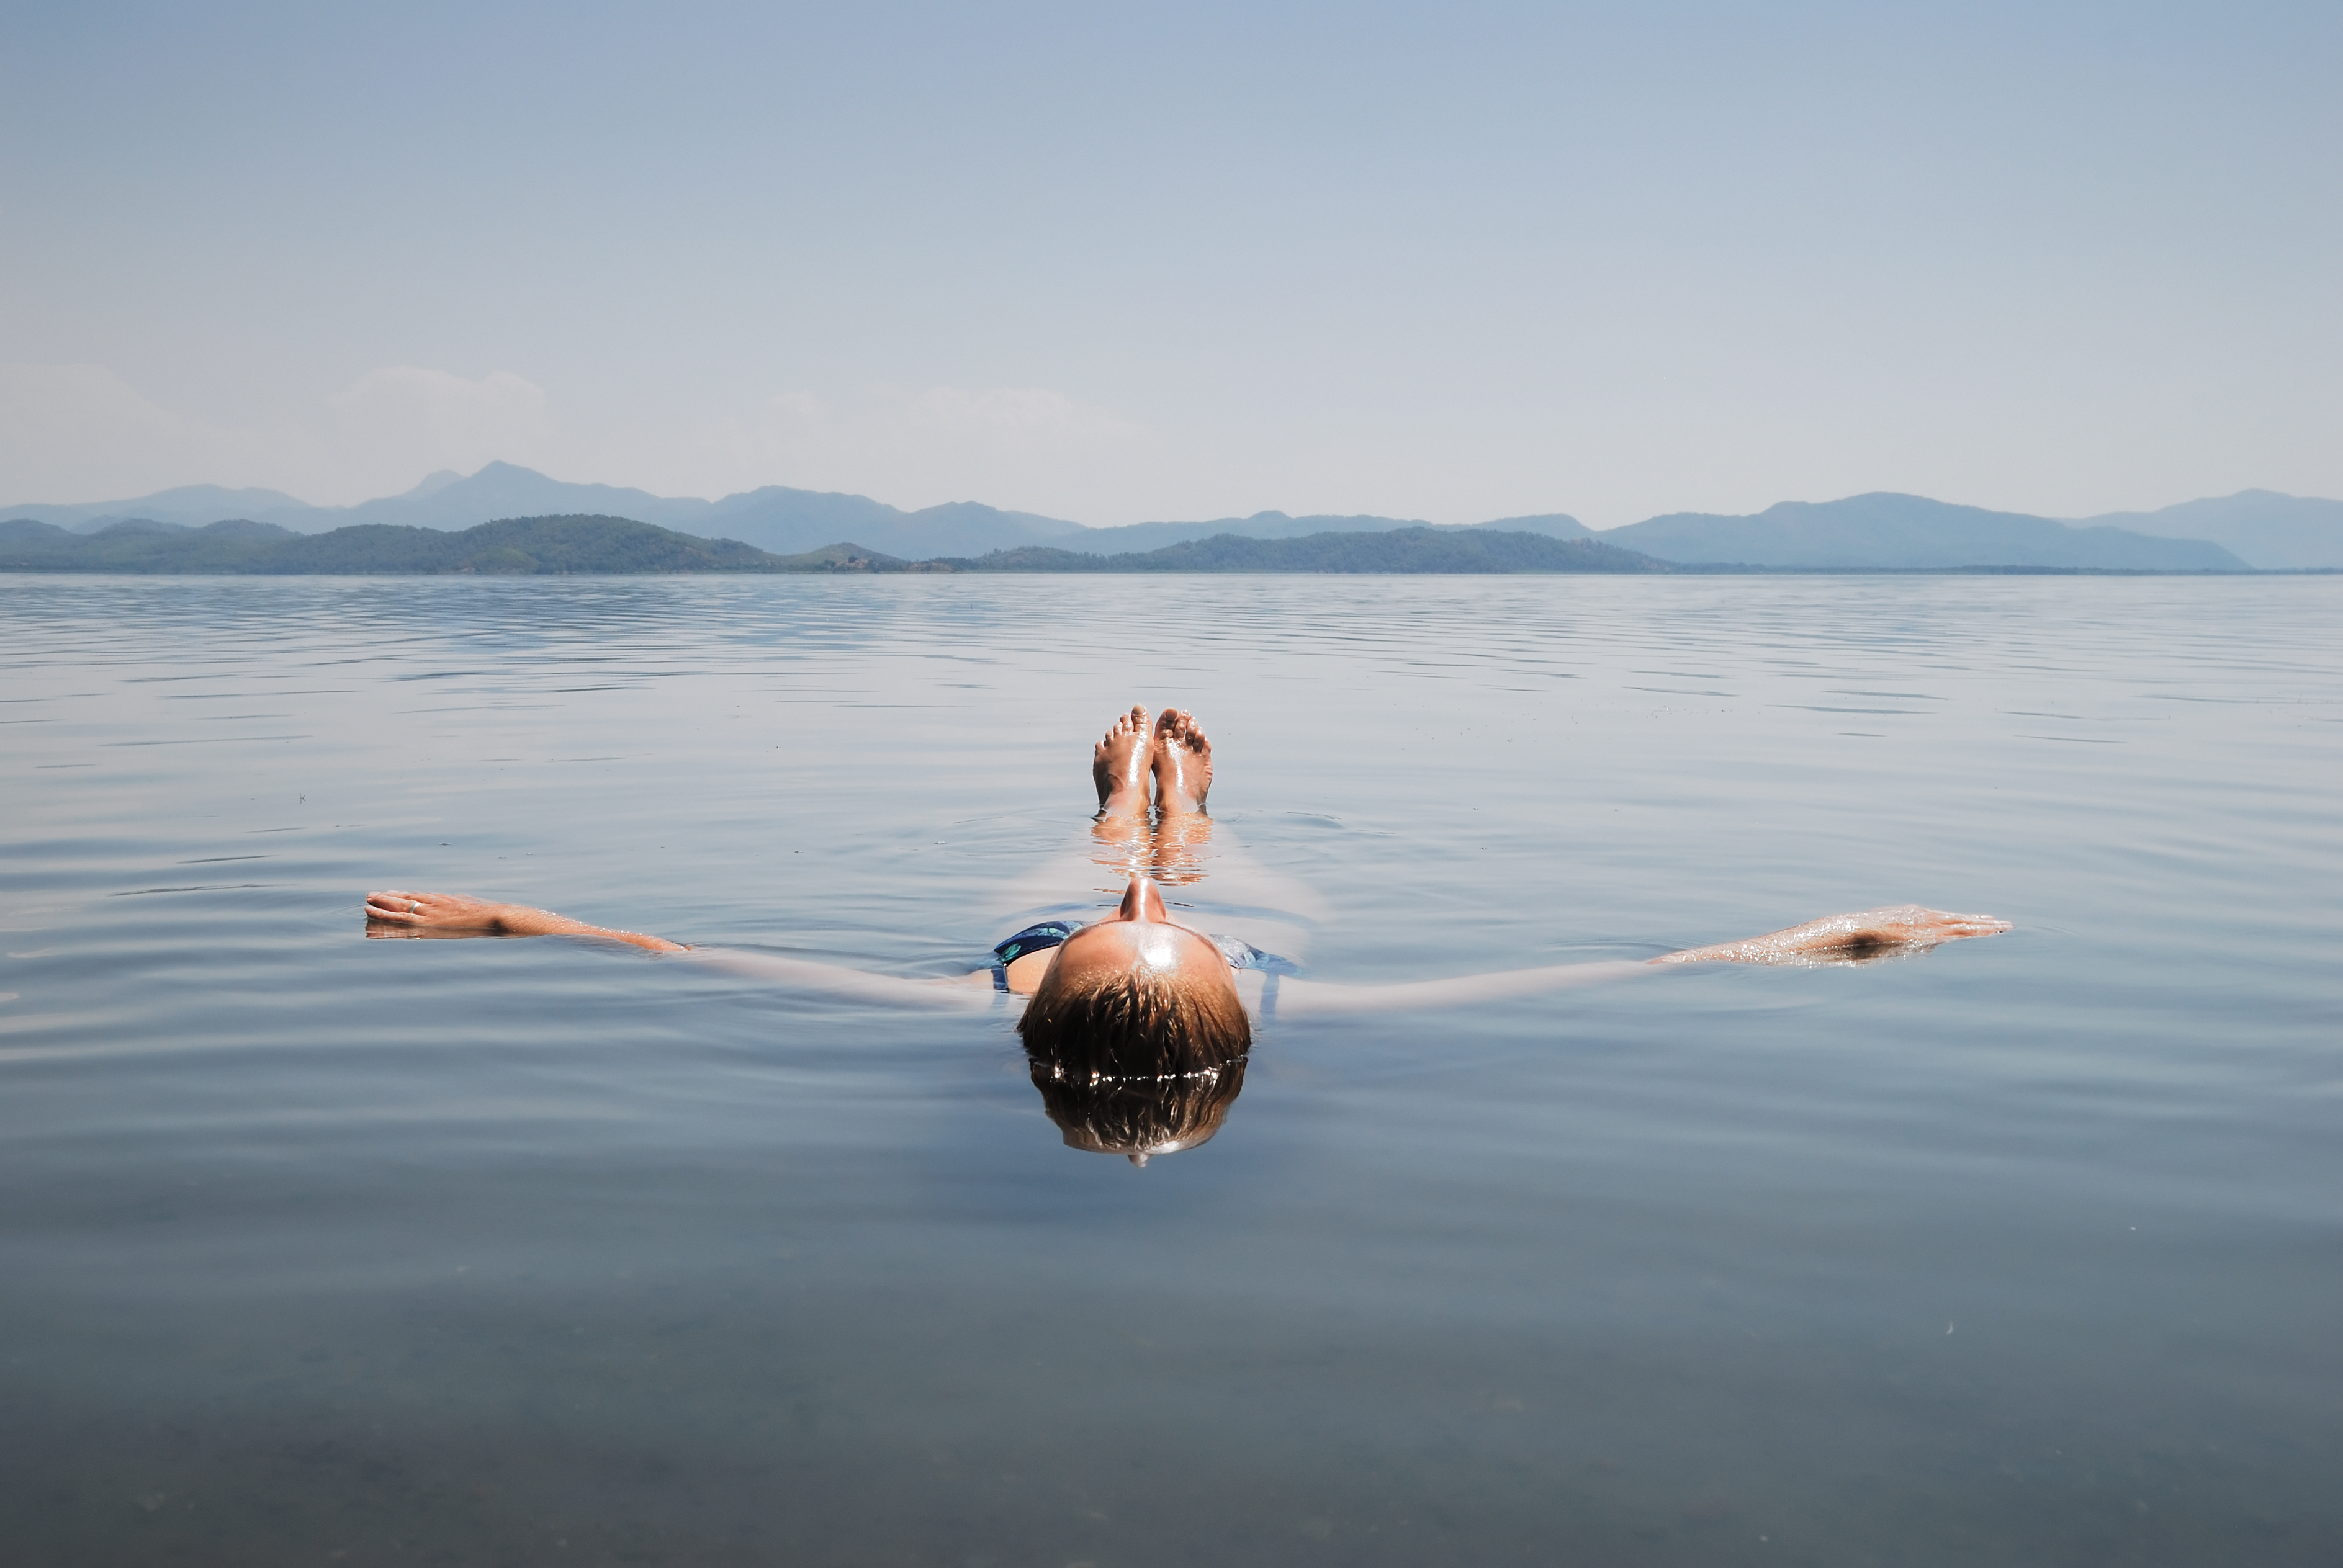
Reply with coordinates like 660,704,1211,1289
1,574,2337,1567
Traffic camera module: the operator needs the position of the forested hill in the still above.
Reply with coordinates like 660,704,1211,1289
933,527,1671,573
0,516,1671,574
0,513,2280,575
0,516,876,574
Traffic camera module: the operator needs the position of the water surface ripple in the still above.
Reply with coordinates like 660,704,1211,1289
2,575,2337,1566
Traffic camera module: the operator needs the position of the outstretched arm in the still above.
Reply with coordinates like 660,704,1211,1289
1273,905,2007,1018
362,889,999,1010
1275,957,1651,1017
365,890,687,952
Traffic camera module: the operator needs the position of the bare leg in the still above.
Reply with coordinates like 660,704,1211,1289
1149,807,1215,886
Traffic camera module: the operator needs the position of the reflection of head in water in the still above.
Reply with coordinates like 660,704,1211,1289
1015,876,1252,1163
1024,1048,1248,1165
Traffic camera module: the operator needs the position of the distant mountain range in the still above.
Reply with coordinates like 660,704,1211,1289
5,462,2339,570
2074,491,2343,571
1599,495,2246,571
0,516,1668,576
0,515,834,575
0,465,1087,560
934,529,1662,574
0,512,2300,578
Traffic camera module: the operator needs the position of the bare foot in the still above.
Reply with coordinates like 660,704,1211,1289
1094,704,1153,815
1151,708,1213,815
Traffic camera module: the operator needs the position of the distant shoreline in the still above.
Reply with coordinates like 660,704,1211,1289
2,513,2334,577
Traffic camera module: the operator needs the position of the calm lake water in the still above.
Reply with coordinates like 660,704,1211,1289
1,575,2337,1567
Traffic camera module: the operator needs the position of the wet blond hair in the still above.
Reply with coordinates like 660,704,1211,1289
1015,962,1251,1082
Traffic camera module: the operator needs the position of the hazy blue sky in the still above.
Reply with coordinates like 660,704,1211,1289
2,1,2335,525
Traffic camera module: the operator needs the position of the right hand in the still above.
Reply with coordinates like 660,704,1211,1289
364,889,513,934
1657,905,2011,966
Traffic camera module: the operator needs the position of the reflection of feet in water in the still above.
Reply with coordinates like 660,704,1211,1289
1151,708,1212,815
1090,815,1149,887
1093,704,1152,815
1148,808,1213,886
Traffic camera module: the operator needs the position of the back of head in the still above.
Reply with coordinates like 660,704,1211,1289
1017,964,1252,1162
1017,962,1251,1080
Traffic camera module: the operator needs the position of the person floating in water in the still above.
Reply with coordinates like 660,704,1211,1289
366,706,2008,1162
